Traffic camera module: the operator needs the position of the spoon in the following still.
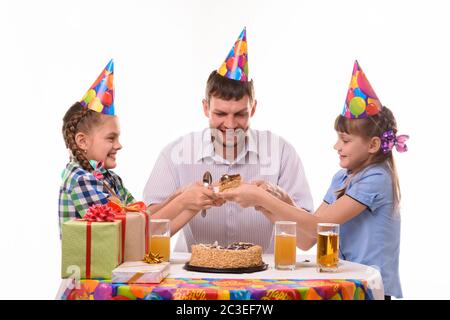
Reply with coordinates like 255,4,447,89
201,171,212,217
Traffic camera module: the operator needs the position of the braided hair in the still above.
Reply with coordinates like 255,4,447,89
62,102,105,171
334,106,401,209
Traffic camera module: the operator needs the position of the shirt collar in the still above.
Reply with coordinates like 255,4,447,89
195,128,259,164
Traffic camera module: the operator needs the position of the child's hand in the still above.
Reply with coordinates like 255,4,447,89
210,181,226,207
179,182,218,212
254,205,272,216
252,180,295,206
217,183,262,208
212,197,226,207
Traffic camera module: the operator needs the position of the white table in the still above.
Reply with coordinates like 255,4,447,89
57,252,385,300
166,252,383,299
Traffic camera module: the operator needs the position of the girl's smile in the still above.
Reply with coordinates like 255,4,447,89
107,151,117,160
334,132,372,172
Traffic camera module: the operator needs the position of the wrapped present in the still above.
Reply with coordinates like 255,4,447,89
112,261,170,284
115,212,147,262
108,199,149,262
61,219,122,279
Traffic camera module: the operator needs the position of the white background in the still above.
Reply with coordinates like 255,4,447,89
1,0,449,299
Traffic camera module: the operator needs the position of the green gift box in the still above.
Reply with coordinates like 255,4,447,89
61,220,122,279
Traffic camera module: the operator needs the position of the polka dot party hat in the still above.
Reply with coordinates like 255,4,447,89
218,27,249,81
341,60,382,119
80,59,115,115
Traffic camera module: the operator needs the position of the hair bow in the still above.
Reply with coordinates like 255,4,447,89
89,160,107,180
381,129,409,154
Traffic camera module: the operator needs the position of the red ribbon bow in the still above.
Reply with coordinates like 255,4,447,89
80,203,122,278
83,204,120,222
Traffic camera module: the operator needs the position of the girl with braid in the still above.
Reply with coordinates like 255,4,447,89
219,61,408,299
59,60,136,230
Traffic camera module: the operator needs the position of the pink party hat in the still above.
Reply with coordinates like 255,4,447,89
80,59,115,115
218,27,249,81
341,60,382,119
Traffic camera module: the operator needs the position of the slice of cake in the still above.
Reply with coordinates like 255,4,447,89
217,174,242,192
188,241,263,269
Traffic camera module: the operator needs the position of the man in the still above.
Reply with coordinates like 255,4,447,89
143,27,313,253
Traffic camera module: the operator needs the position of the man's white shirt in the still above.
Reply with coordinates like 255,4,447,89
143,128,313,253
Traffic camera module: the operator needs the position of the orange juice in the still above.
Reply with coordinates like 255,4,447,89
150,235,170,262
275,234,296,269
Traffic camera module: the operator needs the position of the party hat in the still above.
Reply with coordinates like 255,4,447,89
80,59,115,115
218,27,249,81
341,60,382,119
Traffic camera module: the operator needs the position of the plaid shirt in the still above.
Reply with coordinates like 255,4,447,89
58,161,135,232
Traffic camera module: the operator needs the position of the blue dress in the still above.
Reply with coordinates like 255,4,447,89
324,163,403,298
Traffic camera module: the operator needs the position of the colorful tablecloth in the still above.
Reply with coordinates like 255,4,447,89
61,278,374,300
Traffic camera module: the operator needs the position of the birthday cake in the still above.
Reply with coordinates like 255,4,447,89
188,242,263,269
216,174,242,192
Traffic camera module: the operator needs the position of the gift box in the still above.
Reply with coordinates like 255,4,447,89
112,261,170,284
61,220,122,279
108,200,149,262
115,212,148,262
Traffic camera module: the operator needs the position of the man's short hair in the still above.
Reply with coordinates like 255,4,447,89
205,70,255,104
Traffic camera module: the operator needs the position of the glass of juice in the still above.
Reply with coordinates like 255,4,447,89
149,219,170,262
316,223,339,272
274,221,297,270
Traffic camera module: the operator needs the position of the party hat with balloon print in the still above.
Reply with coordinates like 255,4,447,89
218,27,249,81
341,60,382,119
80,59,115,115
